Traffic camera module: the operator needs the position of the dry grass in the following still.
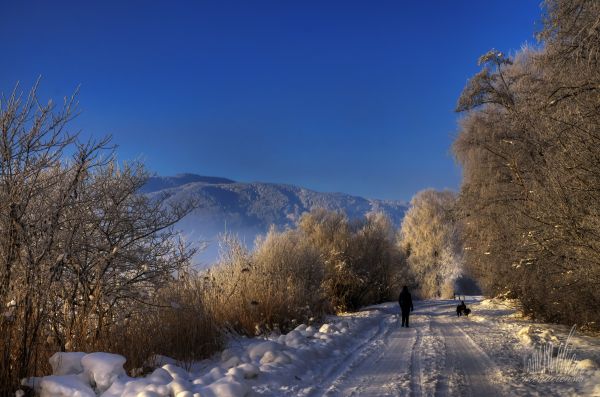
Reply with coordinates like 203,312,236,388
111,274,223,372
203,229,327,335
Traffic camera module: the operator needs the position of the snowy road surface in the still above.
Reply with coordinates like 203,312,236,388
29,297,600,396
306,299,505,397
279,298,600,397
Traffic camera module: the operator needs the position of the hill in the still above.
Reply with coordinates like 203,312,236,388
144,174,408,265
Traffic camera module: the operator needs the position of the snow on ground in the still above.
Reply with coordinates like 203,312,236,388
22,298,600,396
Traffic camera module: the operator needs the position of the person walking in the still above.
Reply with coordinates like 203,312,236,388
456,300,466,316
398,286,414,328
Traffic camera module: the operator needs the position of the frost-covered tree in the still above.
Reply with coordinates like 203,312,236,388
453,0,600,327
399,190,462,298
0,83,195,393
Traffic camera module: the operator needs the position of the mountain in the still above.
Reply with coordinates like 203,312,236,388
140,173,235,193
144,174,409,266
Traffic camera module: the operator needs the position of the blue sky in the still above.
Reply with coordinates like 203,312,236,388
0,1,541,201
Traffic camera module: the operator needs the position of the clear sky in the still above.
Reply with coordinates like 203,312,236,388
0,1,542,201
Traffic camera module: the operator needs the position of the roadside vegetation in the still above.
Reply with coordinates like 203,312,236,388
0,85,420,393
453,0,600,329
204,208,410,339
0,82,205,394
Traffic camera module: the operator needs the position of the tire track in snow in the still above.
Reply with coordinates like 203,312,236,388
339,320,415,396
409,315,423,397
416,314,446,397
305,308,395,397
432,327,449,397
320,309,417,396
430,302,504,397
302,300,508,397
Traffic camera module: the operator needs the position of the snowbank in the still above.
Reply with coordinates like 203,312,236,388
49,352,86,376
39,375,95,397
82,353,127,393
516,325,560,347
20,317,361,397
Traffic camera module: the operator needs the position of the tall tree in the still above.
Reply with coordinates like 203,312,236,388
453,0,600,327
399,190,462,298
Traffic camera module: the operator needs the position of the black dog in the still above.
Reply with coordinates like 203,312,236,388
456,301,470,317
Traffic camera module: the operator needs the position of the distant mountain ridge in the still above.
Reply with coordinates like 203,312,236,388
144,174,409,265
140,173,235,193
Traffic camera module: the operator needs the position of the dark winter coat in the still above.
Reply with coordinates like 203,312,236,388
457,302,467,316
398,289,414,312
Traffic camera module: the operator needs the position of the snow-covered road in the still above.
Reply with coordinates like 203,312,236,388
280,297,600,397
310,299,505,397
28,297,600,396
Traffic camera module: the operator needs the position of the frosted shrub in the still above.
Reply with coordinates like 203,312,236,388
204,230,326,335
299,209,407,312
203,209,407,335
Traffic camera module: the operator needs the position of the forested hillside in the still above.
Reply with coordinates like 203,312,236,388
141,174,408,264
